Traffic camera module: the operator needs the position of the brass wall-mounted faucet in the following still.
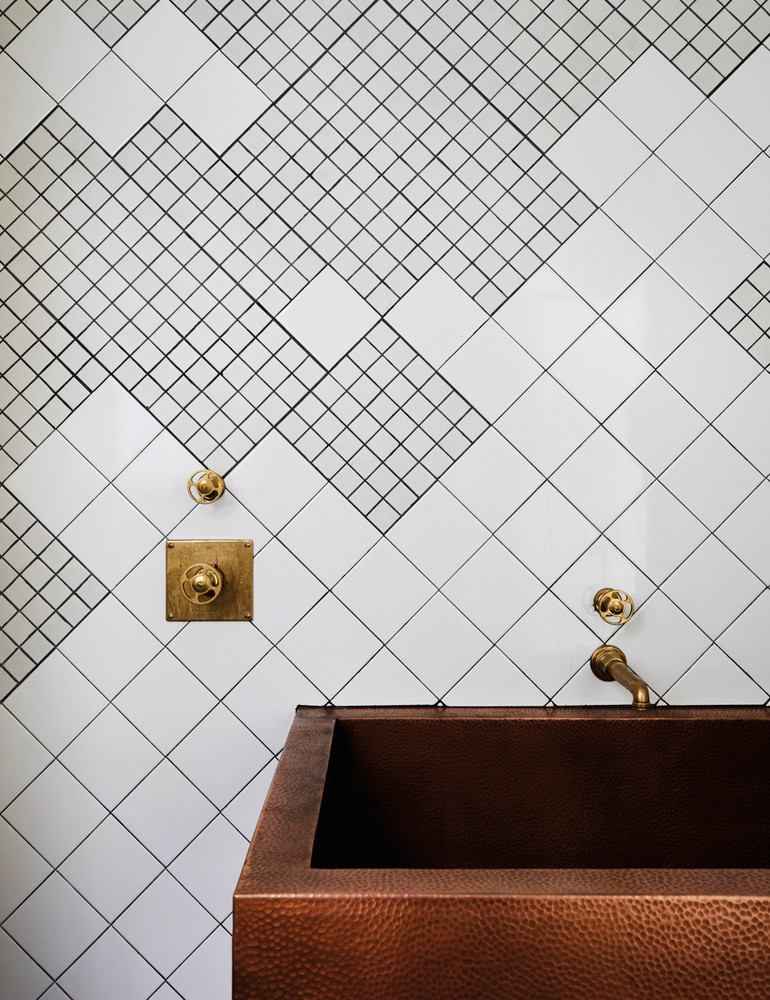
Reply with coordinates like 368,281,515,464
590,645,651,711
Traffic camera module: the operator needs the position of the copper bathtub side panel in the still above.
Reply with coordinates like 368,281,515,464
233,892,770,1000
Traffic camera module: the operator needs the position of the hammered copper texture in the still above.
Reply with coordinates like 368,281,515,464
233,707,770,1000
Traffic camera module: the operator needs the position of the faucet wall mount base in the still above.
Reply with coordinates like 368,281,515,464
166,539,253,621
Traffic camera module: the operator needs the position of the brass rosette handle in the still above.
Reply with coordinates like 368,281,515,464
181,563,224,605
187,469,225,504
594,588,634,625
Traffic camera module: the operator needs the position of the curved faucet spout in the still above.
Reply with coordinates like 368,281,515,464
590,645,651,711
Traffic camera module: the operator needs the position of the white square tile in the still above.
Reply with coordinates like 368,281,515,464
660,319,759,421
662,536,763,638
170,817,248,920
718,591,770,691
0,930,51,1000
549,103,649,203
169,622,270,699
115,873,216,978
386,266,487,368
666,646,766,705
713,45,770,148
279,485,378,587
440,319,542,420
606,482,709,584
60,706,161,810
115,649,216,754
444,647,546,706
60,817,162,922
169,926,231,1000
604,156,706,257
440,429,543,531
550,319,651,422
7,0,108,100
61,486,162,588
498,593,598,698
224,650,323,752
170,705,272,808
494,265,596,368
0,55,55,156
389,594,491,698
62,54,162,155
602,49,702,149
550,535,655,636
660,210,760,312
6,432,107,534
495,375,598,477
496,483,599,586
5,649,106,756
0,818,51,922
603,264,706,366
279,594,380,697
115,761,217,865
715,372,770,475
551,429,653,530
114,544,185,644
613,591,711,695
278,267,378,369
605,373,707,474
4,762,106,867
0,711,52,811
548,213,651,313
59,928,161,1000
251,539,326,642
713,154,770,258
658,101,760,202
387,484,489,586
115,0,216,100
170,53,269,153
661,429,762,530
60,379,160,480
335,648,434,704
60,596,162,699
333,540,434,641
3,873,106,979
223,758,277,838
718,480,770,583
228,432,324,533
173,490,271,553
443,538,544,641
114,431,202,534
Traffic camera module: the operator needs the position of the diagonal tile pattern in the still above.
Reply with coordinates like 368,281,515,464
2,0,770,996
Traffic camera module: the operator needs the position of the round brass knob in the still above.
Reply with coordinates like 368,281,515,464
594,588,634,625
181,563,223,605
187,470,225,504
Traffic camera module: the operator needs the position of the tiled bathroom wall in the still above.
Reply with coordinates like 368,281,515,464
2,0,770,996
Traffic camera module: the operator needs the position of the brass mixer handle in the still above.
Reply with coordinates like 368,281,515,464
594,588,634,625
181,563,224,605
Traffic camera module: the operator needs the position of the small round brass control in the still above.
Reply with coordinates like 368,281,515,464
187,470,225,504
181,563,224,605
594,588,634,625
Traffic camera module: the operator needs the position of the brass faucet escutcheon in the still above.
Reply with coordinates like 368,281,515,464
590,645,651,711
187,469,226,504
594,588,634,625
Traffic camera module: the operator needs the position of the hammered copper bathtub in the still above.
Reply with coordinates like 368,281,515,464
233,706,770,999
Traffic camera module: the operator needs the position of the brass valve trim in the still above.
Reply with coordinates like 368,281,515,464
594,588,634,625
166,539,253,621
187,470,226,504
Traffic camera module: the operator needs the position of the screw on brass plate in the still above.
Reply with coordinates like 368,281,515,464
245,613,252,619
167,542,174,548
244,542,251,548
168,612,175,619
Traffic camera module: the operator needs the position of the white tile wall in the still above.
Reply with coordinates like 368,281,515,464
1,0,769,996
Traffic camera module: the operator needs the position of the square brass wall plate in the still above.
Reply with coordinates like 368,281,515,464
166,539,253,622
